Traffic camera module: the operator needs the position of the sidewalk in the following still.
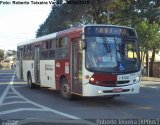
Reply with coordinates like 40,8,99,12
141,76,160,82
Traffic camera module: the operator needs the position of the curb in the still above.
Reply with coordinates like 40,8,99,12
141,77,160,82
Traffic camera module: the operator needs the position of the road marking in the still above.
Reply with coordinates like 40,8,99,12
12,82,27,84
0,73,15,106
10,85,81,119
0,73,14,74
7,92,15,95
0,73,81,119
0,84,12,106
0,72,97,125
0,108,47,115
5,96,20,99
1,101,29,106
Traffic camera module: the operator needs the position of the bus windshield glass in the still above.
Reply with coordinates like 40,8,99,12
84,26,140,73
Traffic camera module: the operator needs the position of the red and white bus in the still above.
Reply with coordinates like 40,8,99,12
16,24,141,99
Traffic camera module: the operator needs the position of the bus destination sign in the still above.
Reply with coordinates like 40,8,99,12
84,26,136,37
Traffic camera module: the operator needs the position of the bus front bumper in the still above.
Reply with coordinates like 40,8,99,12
83,82,140,97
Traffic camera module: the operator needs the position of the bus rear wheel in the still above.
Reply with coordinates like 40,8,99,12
60,77,72,100
27,73,37,89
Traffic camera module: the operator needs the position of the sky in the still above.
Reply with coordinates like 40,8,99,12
0,0,52,51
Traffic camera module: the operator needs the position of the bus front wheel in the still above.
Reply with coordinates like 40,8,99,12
60,77,72,100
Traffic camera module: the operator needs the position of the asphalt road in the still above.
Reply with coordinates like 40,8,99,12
0,69,160,125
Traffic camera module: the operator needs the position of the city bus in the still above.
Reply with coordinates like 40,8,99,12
16,24,141,99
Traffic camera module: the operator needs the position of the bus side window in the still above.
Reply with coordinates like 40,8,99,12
46,40,51,49
59,38,63,48
56,37,68,58
40,41,49,59
51,39,56,49
48,39,56,59
59,37,68,48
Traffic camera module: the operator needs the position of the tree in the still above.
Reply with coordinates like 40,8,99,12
135,20,160,76
36,0,114,37
0,49,4,60
36,0,160,77
5,50,16,60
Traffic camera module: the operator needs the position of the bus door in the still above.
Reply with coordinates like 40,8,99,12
19,48,23,79
34,46,40,83
71,38,82,94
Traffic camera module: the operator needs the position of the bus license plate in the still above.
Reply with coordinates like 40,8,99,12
117,75,130,81
113,88,123,92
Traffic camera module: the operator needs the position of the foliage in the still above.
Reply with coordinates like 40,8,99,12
35,0,160,76
5,50,16,60
6,50,16,57
36,0,114,37
135,20,160,51
0,49,4,60
0,63,2,69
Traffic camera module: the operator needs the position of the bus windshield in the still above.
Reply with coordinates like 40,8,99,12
85,36,140,73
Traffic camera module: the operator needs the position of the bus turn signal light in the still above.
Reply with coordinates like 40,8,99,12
90,77,95,82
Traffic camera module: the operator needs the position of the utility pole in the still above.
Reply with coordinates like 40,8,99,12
146,51,149,77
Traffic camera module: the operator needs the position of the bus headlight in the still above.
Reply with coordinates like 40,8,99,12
134,76,140,83
98,90,102,94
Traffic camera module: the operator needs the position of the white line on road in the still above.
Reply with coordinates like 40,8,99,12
0,73,15,106
0,108,47,115
7,92,15,94
5,96,20,99
0,72,96,125
1,101,29,106
0,85,10,106
0,73,81,119
10,85,81,119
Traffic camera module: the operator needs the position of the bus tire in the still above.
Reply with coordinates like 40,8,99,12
60,77,72,100
27,73,36,89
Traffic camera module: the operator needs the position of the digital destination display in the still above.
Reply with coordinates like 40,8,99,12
84,26,136,37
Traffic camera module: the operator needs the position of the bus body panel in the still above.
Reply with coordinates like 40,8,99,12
16,61,20,79
55,59,70,90
16,25,141,98
83,81,140,96
82,46,141,96
23,60,35,82
82,67,141,96
40,60,56,89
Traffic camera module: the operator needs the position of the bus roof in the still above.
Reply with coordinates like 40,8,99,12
17,24,135,47
17,26,82,47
